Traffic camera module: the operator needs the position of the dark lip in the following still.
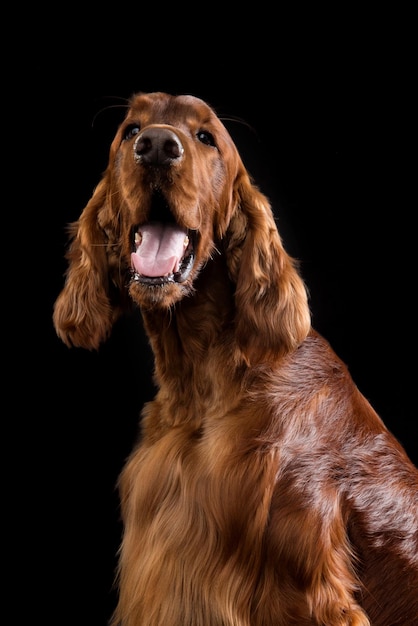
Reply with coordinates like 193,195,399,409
130,252,195,285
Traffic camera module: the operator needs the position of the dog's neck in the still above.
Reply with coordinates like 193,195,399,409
139,255,245,427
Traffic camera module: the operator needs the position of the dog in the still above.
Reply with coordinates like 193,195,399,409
53,91,418,625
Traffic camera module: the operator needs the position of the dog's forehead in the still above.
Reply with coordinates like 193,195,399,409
126,92,221,129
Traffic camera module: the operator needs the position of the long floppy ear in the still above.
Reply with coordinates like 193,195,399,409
225,169,311,365
53,177,125,350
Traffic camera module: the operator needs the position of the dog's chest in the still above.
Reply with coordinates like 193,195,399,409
119,423,277,619
129,424,274,529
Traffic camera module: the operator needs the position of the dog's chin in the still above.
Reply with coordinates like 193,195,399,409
128,275,194,309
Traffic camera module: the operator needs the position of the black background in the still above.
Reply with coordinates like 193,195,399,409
22,10,416,625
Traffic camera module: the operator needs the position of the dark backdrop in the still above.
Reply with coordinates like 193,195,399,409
24,12,416,626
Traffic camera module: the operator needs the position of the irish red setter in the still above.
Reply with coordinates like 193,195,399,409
53,92,418,626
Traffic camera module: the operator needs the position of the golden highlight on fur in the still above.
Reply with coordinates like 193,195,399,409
53,92,418,625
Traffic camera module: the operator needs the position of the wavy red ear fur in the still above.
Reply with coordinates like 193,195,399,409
225,171,311,364
52,179,122,350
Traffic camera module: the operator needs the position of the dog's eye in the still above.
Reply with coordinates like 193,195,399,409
197,130,215,147
124,125,140,140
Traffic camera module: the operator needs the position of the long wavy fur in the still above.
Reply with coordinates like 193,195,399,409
53,92,418,626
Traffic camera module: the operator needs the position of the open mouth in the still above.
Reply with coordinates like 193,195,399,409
130,191,197,285
131,222,196,285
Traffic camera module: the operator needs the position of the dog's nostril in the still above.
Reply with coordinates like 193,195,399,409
134,128,184,165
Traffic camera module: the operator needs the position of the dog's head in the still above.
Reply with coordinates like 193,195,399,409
110,92,243,308
53,92,310,362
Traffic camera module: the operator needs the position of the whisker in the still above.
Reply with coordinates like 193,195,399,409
91,98,130,128
218,114,261,141
90,242,119,247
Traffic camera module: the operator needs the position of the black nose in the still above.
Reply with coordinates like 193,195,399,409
134,128,184,165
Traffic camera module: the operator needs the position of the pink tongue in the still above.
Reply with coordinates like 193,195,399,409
131,223,188,277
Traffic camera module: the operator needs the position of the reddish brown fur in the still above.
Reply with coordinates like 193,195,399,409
53,92,418,625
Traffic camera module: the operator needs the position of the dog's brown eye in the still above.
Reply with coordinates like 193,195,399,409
197,130,215,147
124,125,140,140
